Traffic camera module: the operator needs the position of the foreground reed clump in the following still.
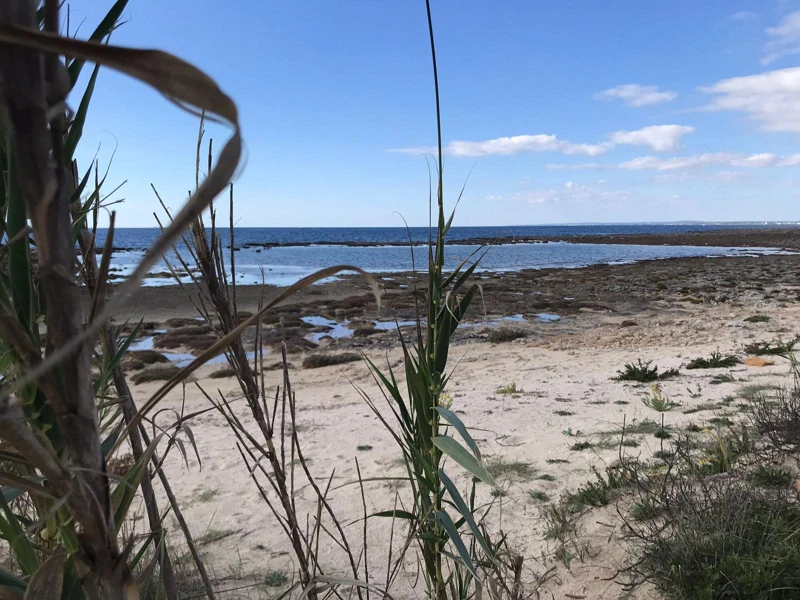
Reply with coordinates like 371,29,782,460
0,0,245,597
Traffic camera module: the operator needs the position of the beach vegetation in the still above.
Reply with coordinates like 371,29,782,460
615,359,680,382
641,384,679,411
685,350,740,369
487,327,528,343
744,314,771,323
496,381,523,395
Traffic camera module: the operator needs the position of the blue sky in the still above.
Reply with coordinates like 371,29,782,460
75,1,800,227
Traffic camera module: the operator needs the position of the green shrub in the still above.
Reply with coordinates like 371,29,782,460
641,384,679,411
496,381,522,395
686,350,741,369
744,314,771,323
564,466,627,514
744,338,798,356
637,485,800,600
747,465,794,488
570,441,592,451
615,359,679,382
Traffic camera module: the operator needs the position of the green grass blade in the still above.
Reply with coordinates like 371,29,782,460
435,407,481,459
0,494,38,576
439,471,492,559
432,436,495,486
0,565,27,594
93,323,140,394
435,510,477,577
67,0,130,86
370,510,415,520
64,63,100,161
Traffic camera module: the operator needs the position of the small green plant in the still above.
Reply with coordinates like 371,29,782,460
356,444,373,451
621,438,640,448
744,314,771,323
747,465,794,488
535,473,557,481
553,410,575,416
653,449,675,460
496,381,522,395
710,374,736,385
562,427,583,436
547,458,570,464
529,490,550,502
654,429,672,440
198,489,217,503
570,441,592,451
564,466,627,514
264,571,288,588
486,457,536,479
641,384,679,411
744,338,798,356
686,350,741,369
630,499,658,521
615,359,679,382
491,488,507,498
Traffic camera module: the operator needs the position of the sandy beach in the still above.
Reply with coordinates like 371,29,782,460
112,232,800,599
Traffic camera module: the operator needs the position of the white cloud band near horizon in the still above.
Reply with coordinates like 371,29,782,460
391,124,693,157
763,10,800,65
547,152,800,171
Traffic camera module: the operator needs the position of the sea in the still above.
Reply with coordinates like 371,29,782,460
98,223,796,287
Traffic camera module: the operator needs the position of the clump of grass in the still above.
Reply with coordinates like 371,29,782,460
615,359,679,382
619,320,639,328
633,483,800,600
614,400,630,405
487,327,528,344
570,441,592,451
490,488,506,498
654,429,672,440
553,410,574,416
747,465,794,488
486,457,536,479
641,384,679,411
529,490,549,502
744,314,771,323
302,352,361,369
131,364,182,384
564,466,627,514
496,381,522,395
630,499,658,521
653,449,675,460
209,366,236,378
356,444,373,452
198,489,217,503
745,338,798,356
264,571,288,588
621,438,640,448
625,418,669,436
686,350,741,370
197,528,238,546
547,458,570,464
683,401,723,414
535,473,557,481
710,374,736,385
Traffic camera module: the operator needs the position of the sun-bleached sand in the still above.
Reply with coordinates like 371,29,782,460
123,253,800,599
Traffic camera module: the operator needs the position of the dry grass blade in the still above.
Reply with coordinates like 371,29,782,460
0,21,242,398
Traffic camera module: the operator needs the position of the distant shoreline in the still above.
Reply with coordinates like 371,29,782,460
103,227,800,254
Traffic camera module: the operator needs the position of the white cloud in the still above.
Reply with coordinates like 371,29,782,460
609,125,694,151
485,195,503,201
728,10,757,22
729,153,777,167
549,152,800,171
394,125,692,158
619,153,738,171
594,84,677,107
515,181,631,205
392,134,611,157
701,67,800,133
763,10,800,64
